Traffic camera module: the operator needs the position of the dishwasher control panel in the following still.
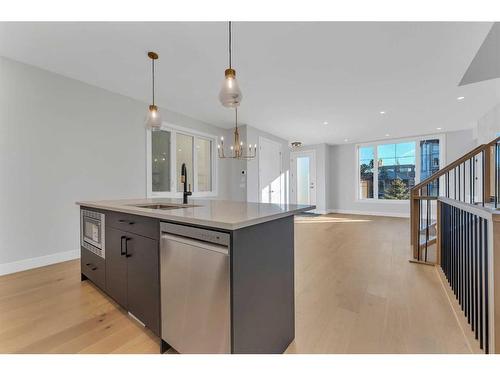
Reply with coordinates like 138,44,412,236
160,222,230,247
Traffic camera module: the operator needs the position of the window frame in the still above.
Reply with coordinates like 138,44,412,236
355,134,446,203
146,122,218,199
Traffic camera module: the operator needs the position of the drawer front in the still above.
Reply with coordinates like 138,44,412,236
81,247,106,290
106,211,159,240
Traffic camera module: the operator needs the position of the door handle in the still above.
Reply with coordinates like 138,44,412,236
120,236,126,256
125,238,132,258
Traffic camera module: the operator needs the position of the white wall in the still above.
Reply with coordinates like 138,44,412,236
244,125,290,204
474,103,500,145
0,57,230,274
328,129,476,217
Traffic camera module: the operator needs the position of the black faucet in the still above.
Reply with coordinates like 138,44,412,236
181,163,192,204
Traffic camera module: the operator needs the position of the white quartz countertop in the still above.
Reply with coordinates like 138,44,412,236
76,198,315,230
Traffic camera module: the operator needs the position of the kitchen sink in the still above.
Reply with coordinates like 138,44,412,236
131,203,200,210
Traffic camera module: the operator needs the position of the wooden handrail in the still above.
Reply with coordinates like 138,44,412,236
412,136,500,194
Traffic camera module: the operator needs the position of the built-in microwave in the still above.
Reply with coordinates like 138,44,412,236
81,209,105,258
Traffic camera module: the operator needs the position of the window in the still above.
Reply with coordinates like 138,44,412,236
357,136,442,201
359,146,374,199
420,139,440,196
151,130,171,192
147,124,217,198
196,138,212,192
377,142,415,199
176,133,194,192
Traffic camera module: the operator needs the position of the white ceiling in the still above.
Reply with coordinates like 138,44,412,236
1,22,499,145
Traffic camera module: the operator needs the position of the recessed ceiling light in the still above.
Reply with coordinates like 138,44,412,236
457,96,465,101
344,139,348,142
436,127,442,130
385,134,390,137
380,111,386,115
323,121,329,125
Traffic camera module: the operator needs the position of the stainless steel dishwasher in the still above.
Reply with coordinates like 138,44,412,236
160,222,231,354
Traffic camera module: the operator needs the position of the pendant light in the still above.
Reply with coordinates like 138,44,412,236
145,51,162,130
219,21,243,108
218,108,256,160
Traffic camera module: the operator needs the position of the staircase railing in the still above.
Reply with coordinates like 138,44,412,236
410,136,500,264
409,136,500,354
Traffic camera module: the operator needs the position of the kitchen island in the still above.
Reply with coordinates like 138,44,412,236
76,198,314,354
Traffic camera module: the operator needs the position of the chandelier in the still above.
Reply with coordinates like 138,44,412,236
218,108,257,159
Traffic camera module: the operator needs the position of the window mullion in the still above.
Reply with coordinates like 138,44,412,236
374,146,379,200
171,131,177,195
193,136,198,194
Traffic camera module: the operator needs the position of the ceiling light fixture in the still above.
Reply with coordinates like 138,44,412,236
436,127,442,130
144,51,162,130
291,141,303,149
323,121,329,125
385,134,390,137
380,111,386,115
218,108,256,160
344,139,348,142
457,96,465,101
219,21,242,108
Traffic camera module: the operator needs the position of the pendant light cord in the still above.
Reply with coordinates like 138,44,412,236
152,58,155,106
228,21,232,69
235,107,238,129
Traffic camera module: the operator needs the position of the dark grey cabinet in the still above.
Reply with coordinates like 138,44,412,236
99,211,160,337
126,233,160,336
105,227,128,308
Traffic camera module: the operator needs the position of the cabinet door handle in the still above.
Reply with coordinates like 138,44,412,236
125,238,132,258
85,263,97,271
120,236,126,256
118,219,135,225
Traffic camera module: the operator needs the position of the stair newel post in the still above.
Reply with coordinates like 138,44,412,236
411,188,420,260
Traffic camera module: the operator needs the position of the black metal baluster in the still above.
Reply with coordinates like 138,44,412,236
473,157,476,204
446,171,450,198
470,158,473,204
474,215,479,337
458,164,461,201
454,206,458,297
418,199,422,261
459,209,462,307
425,199,430,263
463,163,466,203
455,168,457,200
495,143,498,208
461,209,465,309
471,214,476,333
479,217,484,349
465,212,470,321
484,219,489,354
451,206,455,293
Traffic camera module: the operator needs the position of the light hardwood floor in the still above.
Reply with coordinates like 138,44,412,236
0,214,470,354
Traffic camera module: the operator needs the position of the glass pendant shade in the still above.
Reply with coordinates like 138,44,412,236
145,105,162,130
219,68,242,108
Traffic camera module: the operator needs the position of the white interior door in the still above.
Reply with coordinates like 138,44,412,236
290,150,317,206
259,137,282,204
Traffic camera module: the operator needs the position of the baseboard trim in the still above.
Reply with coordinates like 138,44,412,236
0,249,80,276
327,208,410,218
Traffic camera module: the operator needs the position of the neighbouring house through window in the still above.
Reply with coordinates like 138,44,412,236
357,136,442,201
